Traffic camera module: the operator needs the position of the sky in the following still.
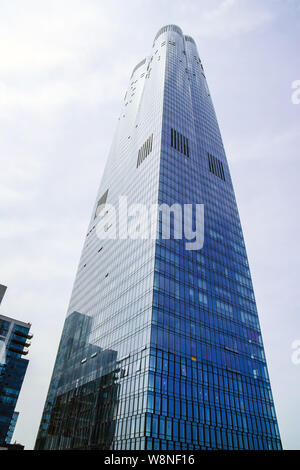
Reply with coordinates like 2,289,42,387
0,0,299,450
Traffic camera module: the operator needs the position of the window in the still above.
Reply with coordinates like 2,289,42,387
94,189,108,218
121,366,128,378
137,134,153,168
135,359,141,372
181,364,187,377
208,153,225,181
171,128,189,157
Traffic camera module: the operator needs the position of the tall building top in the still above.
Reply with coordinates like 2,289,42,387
184,35,196,45
154,24,183,41
153,24,197,46
130,25,198,88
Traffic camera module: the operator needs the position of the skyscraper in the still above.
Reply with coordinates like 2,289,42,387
0,285,32,447
35,25,281,451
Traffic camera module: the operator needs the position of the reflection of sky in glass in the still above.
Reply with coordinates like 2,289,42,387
0,339,6,364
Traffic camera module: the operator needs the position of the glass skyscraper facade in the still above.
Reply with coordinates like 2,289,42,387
0,285,32,446
35,25,281,451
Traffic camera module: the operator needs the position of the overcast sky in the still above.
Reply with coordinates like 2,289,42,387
0,0,299,450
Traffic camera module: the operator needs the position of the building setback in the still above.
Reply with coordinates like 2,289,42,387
35,25,281,450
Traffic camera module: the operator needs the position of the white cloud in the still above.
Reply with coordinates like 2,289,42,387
204,0,237,20
0,1,116,73
227,125,300,162
198,0,274,38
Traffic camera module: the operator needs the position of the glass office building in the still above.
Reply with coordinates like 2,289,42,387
35,25,281,450
0,286,32,446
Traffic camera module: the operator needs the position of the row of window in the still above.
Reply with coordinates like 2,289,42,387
171,128,189,157
113,434,280,451
137,134,153,168
112,413,280,450
208,153,225,181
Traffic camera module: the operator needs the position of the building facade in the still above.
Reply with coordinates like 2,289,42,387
35,25,281,450
5,411,19,445
0,285,32,446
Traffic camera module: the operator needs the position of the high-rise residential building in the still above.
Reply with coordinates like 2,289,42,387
0,285,32,446
35,25,281,450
